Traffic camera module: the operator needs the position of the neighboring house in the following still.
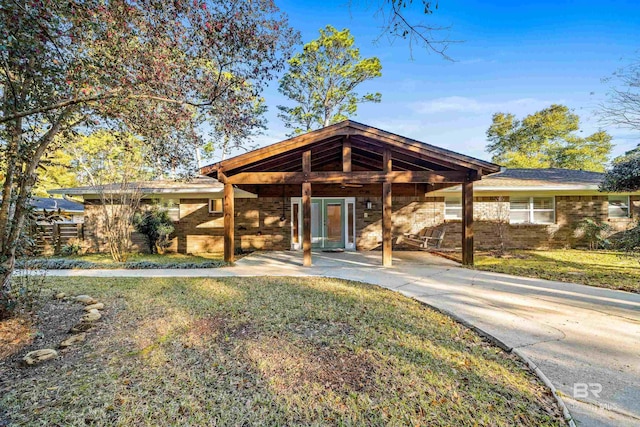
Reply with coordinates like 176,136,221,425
50,121,640,263
28,197,85,254
30,196,84,224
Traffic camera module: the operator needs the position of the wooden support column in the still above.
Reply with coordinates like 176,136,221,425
462,180,474,266
342,135,351,172
223,181,235,263
382,147,392,267
302,150,312,267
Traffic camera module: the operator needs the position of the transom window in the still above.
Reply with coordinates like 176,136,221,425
209,199,223,213
444,197,462,220
608,195,630,218
510,196,555,224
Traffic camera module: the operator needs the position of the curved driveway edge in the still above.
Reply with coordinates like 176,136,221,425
39,251,640,427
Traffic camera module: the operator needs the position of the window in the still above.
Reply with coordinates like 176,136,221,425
608,195,630,218
209,199,223,213
510,196,555,224
444,197,462,220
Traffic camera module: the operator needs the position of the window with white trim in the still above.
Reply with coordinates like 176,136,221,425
608,195,630,218
209,199,223,213
444,197,462,220
510,196,555,224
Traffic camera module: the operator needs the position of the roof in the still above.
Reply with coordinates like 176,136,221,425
31,197,84,212
202,120,502,179
439,168,626,193
49,175,257,198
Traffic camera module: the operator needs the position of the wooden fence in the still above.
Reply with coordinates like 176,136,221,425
34,223,83,255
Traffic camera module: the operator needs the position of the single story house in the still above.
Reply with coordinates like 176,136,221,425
50,121,639,265
31,196,84,224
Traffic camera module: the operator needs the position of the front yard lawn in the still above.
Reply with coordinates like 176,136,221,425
1,277,564,426
474,249,640,293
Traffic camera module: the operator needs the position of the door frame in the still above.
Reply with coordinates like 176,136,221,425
291,197,356,251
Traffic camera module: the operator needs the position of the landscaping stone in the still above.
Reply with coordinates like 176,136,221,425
75,295,97,304
69,322,95,333
23,349,58,365
81,310,101,322
60,333,87,348
54,292,66,299
83,303,104,311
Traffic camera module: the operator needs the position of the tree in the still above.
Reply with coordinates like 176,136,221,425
0,0,295,303
278,25,382,135
486,104,613,171
600,151,640,193
601,58,640,132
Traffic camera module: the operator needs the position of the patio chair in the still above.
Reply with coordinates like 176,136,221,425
397,227,446,250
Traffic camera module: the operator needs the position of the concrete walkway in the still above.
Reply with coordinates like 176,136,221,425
44,251,640,426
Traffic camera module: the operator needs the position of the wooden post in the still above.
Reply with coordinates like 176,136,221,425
382,182,392,267
462,180,474,266
53,223,61,255
382,147,392,267
223,182,235,263
302,150,312,266
342,135,351,172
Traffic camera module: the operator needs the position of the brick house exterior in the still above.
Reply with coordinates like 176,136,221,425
51,123,639,258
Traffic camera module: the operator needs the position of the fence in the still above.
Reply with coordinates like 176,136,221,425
34,223,83,255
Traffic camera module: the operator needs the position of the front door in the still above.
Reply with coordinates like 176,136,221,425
323,199,345,249
291,197,355,251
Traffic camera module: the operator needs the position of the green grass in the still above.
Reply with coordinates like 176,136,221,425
1,276,563,426
474,249,640,293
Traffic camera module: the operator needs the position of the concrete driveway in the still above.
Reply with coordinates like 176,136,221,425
44,250,640,426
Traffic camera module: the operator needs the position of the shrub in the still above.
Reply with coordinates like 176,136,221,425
0,261,46,320
60,242,82,256
612,222,640,254
14,258,226,270
577,218,612,250
134,207,175,254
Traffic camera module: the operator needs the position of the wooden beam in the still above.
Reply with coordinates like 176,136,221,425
462,181,474,266
382,182,392,267
226,170,469,185
383,147,392,172
343,136,352,172
223,182,235,263
302,149,311,173
302,181,311,267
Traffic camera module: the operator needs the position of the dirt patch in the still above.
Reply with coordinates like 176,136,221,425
0,297,109,385
0,316,34,359
247,337,376,395
184,315,253,348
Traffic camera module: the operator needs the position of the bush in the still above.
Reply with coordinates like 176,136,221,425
14,258,226,270
0,261,46,320
577,218,611,250
612,222,640,254
134,207,175,254
60,242,82,256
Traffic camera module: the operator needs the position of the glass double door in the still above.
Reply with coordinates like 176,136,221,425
311,199,345,249
291,197,355,250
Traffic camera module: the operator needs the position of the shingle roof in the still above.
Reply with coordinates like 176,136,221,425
477,168,604,189
31,197,84,212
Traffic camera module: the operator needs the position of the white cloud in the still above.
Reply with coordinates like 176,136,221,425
412,96,560,115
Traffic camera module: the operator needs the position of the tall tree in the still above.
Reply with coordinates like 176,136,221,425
277,25,382,135
486,104,613,171
0,0,296,304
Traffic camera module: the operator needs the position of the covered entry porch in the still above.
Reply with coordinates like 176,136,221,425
202,120,501,267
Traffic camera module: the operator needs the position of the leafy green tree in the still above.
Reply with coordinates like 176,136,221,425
278,25,382,134
600,151,640,193
486,104,613,171
0,0,295,303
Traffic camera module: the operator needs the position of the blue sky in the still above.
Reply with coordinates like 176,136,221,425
227,0,640,163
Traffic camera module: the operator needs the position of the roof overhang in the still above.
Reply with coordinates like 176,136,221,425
201,120,501,184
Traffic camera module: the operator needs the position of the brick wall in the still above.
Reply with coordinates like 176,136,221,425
82,194,640,254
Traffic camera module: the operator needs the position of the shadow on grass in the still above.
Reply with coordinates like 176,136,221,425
1,276,565,426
